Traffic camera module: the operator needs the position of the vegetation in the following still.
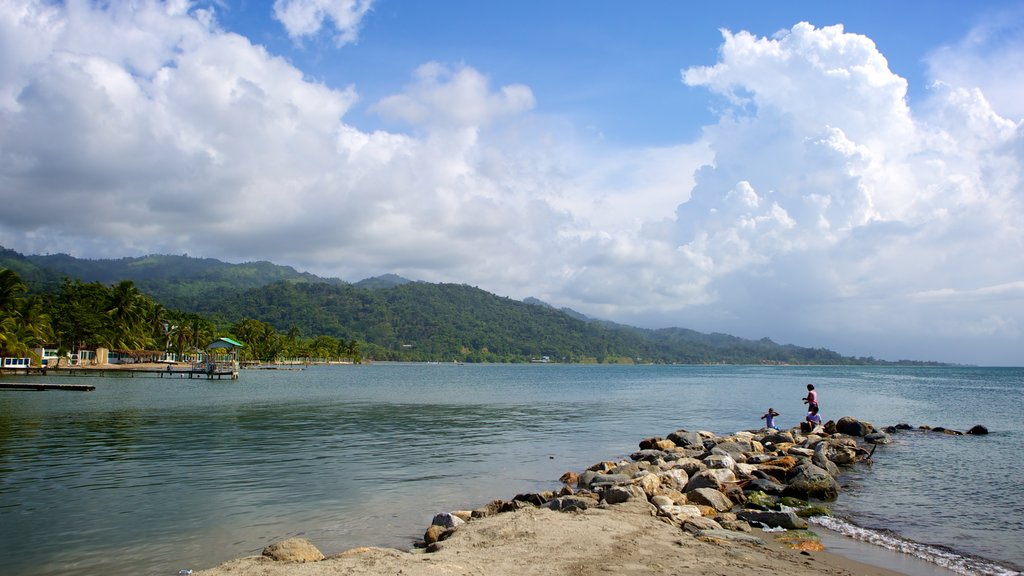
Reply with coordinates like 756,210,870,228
0,247,945,365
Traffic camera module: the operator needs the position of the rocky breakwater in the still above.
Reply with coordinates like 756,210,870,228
244,416,990,568
415,415,893,552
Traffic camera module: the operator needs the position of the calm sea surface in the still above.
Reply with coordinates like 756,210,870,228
0,364,1021,576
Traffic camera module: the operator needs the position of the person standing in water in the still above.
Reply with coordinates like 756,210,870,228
803,384,818,411
761,408,780,430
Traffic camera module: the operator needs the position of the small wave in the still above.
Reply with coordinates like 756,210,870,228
811,516,1021,576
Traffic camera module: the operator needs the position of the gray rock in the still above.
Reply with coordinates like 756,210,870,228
581,472,632,488
812,443,841,477
657,469,690,491
544,496,594,512
736,510,808,530
747,477,786,496
835,416,875,437
703,454,736,470
784,463,840,501
604,484,646,505
630,449,668,464
760,431,795,445
864,432,891,445
682,516,723,533
667,429,704,448
430,512,466,529
684,468,736,492
685,487,734,512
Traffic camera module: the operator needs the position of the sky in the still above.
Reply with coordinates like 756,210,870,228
1,1,1023,366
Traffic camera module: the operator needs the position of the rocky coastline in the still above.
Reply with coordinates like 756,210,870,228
196,416,989,576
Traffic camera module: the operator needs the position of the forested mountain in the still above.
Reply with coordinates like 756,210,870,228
5,250,343,311
1,246,921,364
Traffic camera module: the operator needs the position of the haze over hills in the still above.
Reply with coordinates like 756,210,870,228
0,246,941,365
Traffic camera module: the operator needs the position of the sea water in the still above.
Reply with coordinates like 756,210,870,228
0,364,1020,576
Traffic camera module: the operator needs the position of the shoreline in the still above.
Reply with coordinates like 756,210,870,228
194,418,975,576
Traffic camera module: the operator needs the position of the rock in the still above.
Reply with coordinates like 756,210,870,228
835,416,875,437
787,447,815,457
682,516,723,533
736,510,808,530
785,463,840,501
747,477,786,495
667,429,704,448
580,471,632,488
684,468,736,492
811,443,841,476
638,436,663,450
685,487,734,512
430,512,466,529
864,432,891,445
636,472,662,496
966,425,989,435
650,494,675,509
657,469,690,491
544,496,594,512
712,441,750,462
660,504,703,519
471,500,505,518
703,454,736,470
604,484,646,504
816,440,859,466
894,423,913,430
933,427,963,436
559,471,579,486
795,505,832,518
743,490,776,510
761,431,795,445
762,456,798,471
512,493,548,506
672,458,705,477
630,449,667,464
261,538,325,562
423,524,449,545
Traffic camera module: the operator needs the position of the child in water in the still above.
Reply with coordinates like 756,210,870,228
760,408,780,430
803,384,818,411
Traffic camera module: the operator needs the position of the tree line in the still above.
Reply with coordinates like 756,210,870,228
0,268,362,365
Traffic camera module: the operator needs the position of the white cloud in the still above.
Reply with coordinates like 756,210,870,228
272,0,372,46
926,5,1024,121
0,4,1022,365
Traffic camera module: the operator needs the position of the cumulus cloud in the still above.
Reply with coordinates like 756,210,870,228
272,0,372,46
665,22,1024,364
926,5,1024,121
0,4,1021,364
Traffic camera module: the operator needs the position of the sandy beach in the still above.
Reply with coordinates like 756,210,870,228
194,499,908,576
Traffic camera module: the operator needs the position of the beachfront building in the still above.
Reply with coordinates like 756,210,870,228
200,337,243,379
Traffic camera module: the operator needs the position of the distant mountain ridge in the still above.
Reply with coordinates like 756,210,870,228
0,246,936,364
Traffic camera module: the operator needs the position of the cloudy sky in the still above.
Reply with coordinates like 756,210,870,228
1,1,1022,365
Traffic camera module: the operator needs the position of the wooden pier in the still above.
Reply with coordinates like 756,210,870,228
0,382,96,392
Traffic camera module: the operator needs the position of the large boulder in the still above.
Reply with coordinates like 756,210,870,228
657,468,690,491
785,463,840,501
261,538,325,562
811,443,841,476
835,416,875,437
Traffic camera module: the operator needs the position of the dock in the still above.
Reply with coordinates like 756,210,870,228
0,382,96,392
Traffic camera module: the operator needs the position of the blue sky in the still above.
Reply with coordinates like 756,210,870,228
1,0,1023,365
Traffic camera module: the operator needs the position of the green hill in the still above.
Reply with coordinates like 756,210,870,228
0,245,920,364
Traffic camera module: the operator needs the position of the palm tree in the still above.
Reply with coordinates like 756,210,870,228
105,280,149,349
